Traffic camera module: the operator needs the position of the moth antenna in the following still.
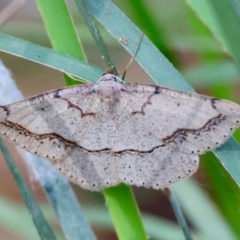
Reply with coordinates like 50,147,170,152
122,33,144,80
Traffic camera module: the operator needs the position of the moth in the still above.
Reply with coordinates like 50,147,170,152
0,72,239,191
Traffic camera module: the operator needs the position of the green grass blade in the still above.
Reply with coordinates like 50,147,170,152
103,184,148,240
87,0,240,188
36,0,86,85
0,33,103,82
206,82,240,238
186,0,240,69
36,0,85,60
201,151,240,239
214,138,240,185
0,138,57,240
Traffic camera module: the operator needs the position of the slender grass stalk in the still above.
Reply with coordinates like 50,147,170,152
168,189,193,240
75,0,118,74
0,137,57,240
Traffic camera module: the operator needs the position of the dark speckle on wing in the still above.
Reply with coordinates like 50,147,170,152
54,89,61,98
